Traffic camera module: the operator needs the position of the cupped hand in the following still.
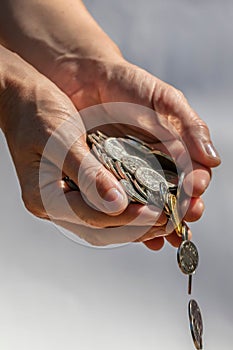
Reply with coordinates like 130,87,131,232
51,57,221,250
0,2,221,250
1,48,168,247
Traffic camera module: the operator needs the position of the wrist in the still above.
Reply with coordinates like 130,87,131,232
0,45,47,134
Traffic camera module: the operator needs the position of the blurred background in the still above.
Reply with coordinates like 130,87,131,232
0,0,232,349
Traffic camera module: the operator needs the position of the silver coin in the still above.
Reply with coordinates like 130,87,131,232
106,158,122,180
121,155,149,174
96,130,108,139
104,137,127,160
147,190,163,207
157,170,178,190
92,144,104,162
176,171,185,202
159,181,169,203
121,137,157,159
115,161,129,180
177,240,199,275
88,134,103,149
119,179,147,204
188,299,203,350
135,166,167,192
123,170,135,183
133,179,148,200
100,153,111,171
90,133,102,143
125,135,152,150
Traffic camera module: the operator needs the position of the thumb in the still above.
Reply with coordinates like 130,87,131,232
40,113,128,216
64,142,129,216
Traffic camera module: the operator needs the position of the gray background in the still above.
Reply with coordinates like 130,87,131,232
0,0,232,349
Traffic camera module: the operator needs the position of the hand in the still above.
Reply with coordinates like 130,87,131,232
51,57,221,250
0,0,221,250
0,46,167,247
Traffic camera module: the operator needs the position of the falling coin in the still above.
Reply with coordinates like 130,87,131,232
188,299,203,350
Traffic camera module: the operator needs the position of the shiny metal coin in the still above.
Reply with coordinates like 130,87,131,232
106,158,122,180
120,138,155,159
133,179,148,200
88,134,103,148
146,190,163,207
119,179,147,204
177,240,199,275
92,144,104,162
97,130,108,139
100,153,111,171
104,137,127,160
90,133,102,143
135,166,167,192
159,181,169,204
121,155,149,174
188,299,203,350
115,160,129,180
125,135,151,150
176,171,185,202
157,170,178,190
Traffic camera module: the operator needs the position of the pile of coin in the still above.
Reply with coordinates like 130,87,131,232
87,131,179,208
64,131,204,349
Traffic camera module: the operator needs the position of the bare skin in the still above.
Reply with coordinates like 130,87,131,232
0,0,221,249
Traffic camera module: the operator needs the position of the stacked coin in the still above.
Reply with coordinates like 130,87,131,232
87,131,178,208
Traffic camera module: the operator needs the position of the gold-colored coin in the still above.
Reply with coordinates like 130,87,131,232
167,193,182,236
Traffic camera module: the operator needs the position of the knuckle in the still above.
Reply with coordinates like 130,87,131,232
184,119,210,139
78,162,100,192
175,88,185,100
82,214,104,228
158,85,186,114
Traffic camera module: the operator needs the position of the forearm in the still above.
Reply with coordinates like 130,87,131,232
0,0,123,92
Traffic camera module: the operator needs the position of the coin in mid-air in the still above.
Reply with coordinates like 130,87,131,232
177,240,199,275
188,299,203,350
135,166,167,192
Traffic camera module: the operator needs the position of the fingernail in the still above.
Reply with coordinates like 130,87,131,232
204,142,220,159
104,188,123,202
103,188,126,212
